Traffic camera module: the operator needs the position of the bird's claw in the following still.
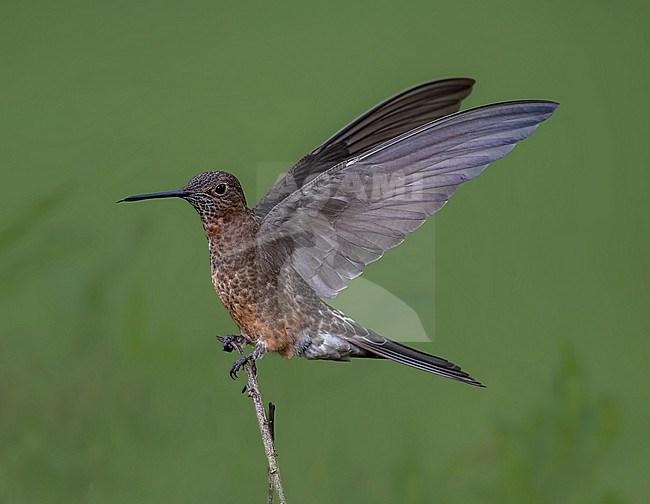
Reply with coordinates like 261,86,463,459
229,353,257,380
216,334,246,353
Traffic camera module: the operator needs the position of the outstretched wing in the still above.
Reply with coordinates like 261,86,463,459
253,78,475,217
258,101,559,298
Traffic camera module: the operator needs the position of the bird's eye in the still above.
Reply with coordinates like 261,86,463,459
215,183,227,195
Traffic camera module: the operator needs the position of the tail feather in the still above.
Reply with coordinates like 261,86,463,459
349,331,484,387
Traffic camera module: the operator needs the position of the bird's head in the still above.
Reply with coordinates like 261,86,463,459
119,171,248,222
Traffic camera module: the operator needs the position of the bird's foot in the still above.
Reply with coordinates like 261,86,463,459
229,346,265,380
216,334,247,353
230,354,256,380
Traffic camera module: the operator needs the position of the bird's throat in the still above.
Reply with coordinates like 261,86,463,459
202,208,259,253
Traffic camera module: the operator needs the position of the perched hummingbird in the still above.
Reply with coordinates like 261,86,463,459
120,78,558,387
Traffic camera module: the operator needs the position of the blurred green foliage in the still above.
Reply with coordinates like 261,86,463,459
1,0,648,502
417,348,622,503
492,349,618,503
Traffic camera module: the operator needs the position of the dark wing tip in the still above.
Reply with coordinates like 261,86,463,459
510,99,560,111
447,76,476,87
533,99,560,109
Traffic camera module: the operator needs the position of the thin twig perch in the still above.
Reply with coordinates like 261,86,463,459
241,361,286,503
217,336,286,503
267,402,276,504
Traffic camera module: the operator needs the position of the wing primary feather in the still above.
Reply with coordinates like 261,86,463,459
254,78,476,217
259,100,559,298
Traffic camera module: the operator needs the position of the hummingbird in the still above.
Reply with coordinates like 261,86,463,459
119,78,558,387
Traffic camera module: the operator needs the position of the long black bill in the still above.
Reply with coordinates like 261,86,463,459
117,189,187,203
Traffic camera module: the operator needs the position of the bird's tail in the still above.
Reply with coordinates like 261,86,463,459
347,329,484,387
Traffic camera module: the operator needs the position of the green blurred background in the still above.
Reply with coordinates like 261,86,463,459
1,0,648,502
